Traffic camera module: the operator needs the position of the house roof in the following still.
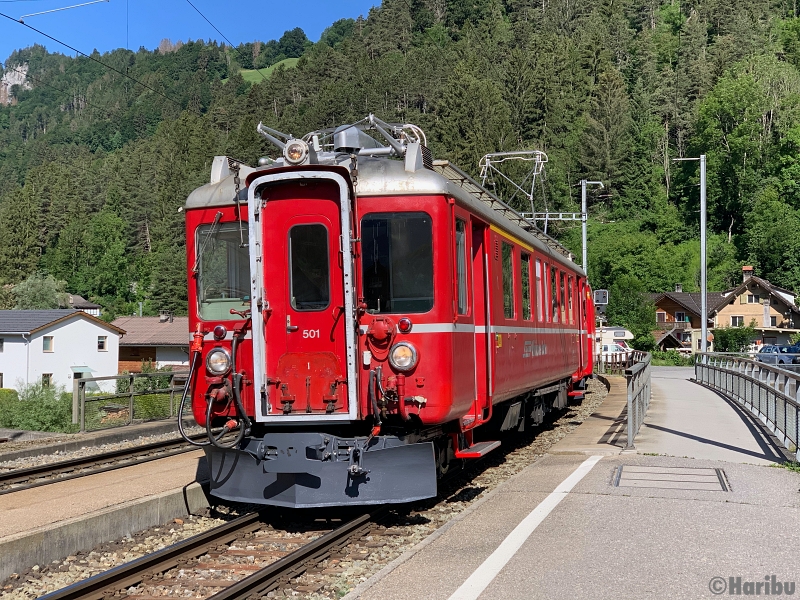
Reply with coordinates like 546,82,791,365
651,275,800,318
0,310,125,335
654,329,685,348
649,292,728,317
111,316,190,346
719,275,800,315
67,294,101,310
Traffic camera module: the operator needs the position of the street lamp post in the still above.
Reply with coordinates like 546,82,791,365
580,179,604,276
673,155,707,353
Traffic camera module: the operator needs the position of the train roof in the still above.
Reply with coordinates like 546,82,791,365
186,155,582,274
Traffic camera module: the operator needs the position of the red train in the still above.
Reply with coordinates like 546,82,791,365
180,115,595,507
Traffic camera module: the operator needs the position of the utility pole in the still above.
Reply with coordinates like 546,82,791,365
674,155,708,353
580,180,604,276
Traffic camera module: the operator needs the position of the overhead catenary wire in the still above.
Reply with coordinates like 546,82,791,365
183,0,269,84
0,10,198,115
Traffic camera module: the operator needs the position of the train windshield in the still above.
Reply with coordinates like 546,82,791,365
361,212,433,313
196,223,250,320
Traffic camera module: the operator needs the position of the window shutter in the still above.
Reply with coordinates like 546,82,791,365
740,294,746,304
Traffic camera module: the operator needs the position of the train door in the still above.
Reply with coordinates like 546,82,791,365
259,180,352,418
470,220,492,424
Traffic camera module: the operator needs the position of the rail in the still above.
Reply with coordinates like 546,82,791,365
624,352,652,450
695,353,800,460
72,371,188,432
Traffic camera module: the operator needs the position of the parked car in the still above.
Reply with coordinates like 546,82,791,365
756,345,800,365
602,343,632,360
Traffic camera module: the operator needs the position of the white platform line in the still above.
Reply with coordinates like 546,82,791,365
447,455,604,600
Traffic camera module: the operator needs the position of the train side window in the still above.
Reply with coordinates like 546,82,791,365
521,253,532,320
456,219,468,315
550,267,558,323
536,259,543,322
568,275,574,323
559,271,566,323
289,224,330,311
361,212,434,313
502,242,514,319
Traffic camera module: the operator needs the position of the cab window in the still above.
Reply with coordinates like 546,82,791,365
196,223,251,321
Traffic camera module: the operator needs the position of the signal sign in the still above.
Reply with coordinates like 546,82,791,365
594,289,609,305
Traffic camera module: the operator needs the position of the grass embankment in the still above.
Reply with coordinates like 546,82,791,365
223,58,299,84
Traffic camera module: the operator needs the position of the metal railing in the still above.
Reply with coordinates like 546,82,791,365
624,352,652,449
656,321,691,330
695,353,799,460
72,371,188,432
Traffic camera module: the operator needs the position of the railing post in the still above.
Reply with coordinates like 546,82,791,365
170,373,175,418
129,374,135,426
80,381,86,433
72,376,80,425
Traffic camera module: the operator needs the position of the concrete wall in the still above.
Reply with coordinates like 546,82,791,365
0,316,120,392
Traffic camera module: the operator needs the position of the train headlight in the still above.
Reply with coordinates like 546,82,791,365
389,342,418,372
206,348,232,375
284,139,308,165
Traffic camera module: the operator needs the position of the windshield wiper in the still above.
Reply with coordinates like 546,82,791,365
191,211,223,275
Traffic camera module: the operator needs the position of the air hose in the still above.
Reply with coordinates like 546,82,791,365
177,349,210,447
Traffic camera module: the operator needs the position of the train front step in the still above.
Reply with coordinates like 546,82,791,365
455,440,501,459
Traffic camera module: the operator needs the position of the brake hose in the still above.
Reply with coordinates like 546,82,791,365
369,369,381,426
177,350,210,447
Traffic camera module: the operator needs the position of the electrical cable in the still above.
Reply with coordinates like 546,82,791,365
0,10,196,114
183,0,269,84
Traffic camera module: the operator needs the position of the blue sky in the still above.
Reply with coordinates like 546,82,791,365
0,0,379,64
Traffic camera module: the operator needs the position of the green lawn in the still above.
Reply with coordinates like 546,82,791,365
225,58,299,84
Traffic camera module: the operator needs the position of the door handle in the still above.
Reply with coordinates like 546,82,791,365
286,316,298,332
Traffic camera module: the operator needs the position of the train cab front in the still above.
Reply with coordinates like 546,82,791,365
184,147,438,508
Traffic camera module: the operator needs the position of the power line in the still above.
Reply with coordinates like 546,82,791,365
183,0,269,84
3,63,121,122
0,10,196,114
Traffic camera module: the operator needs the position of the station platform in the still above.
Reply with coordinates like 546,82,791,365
0,450,209,580
348,367,799,600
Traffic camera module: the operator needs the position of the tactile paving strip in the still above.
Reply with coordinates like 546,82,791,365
614,465,728,491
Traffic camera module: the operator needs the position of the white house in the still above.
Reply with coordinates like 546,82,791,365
0,310,124,391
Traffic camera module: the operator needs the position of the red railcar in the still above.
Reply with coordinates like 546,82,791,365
180,116,595,507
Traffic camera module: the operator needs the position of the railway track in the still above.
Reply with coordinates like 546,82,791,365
0,436,202,495
39,508,387,600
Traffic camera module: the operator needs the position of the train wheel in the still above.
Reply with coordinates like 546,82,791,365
435,437,454,477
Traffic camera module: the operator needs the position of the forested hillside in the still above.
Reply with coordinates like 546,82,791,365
1,0,800,318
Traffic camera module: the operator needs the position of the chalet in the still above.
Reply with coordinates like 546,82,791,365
713,266,800,345
651,267,800,352
111,315,190,373
650,284,724,352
